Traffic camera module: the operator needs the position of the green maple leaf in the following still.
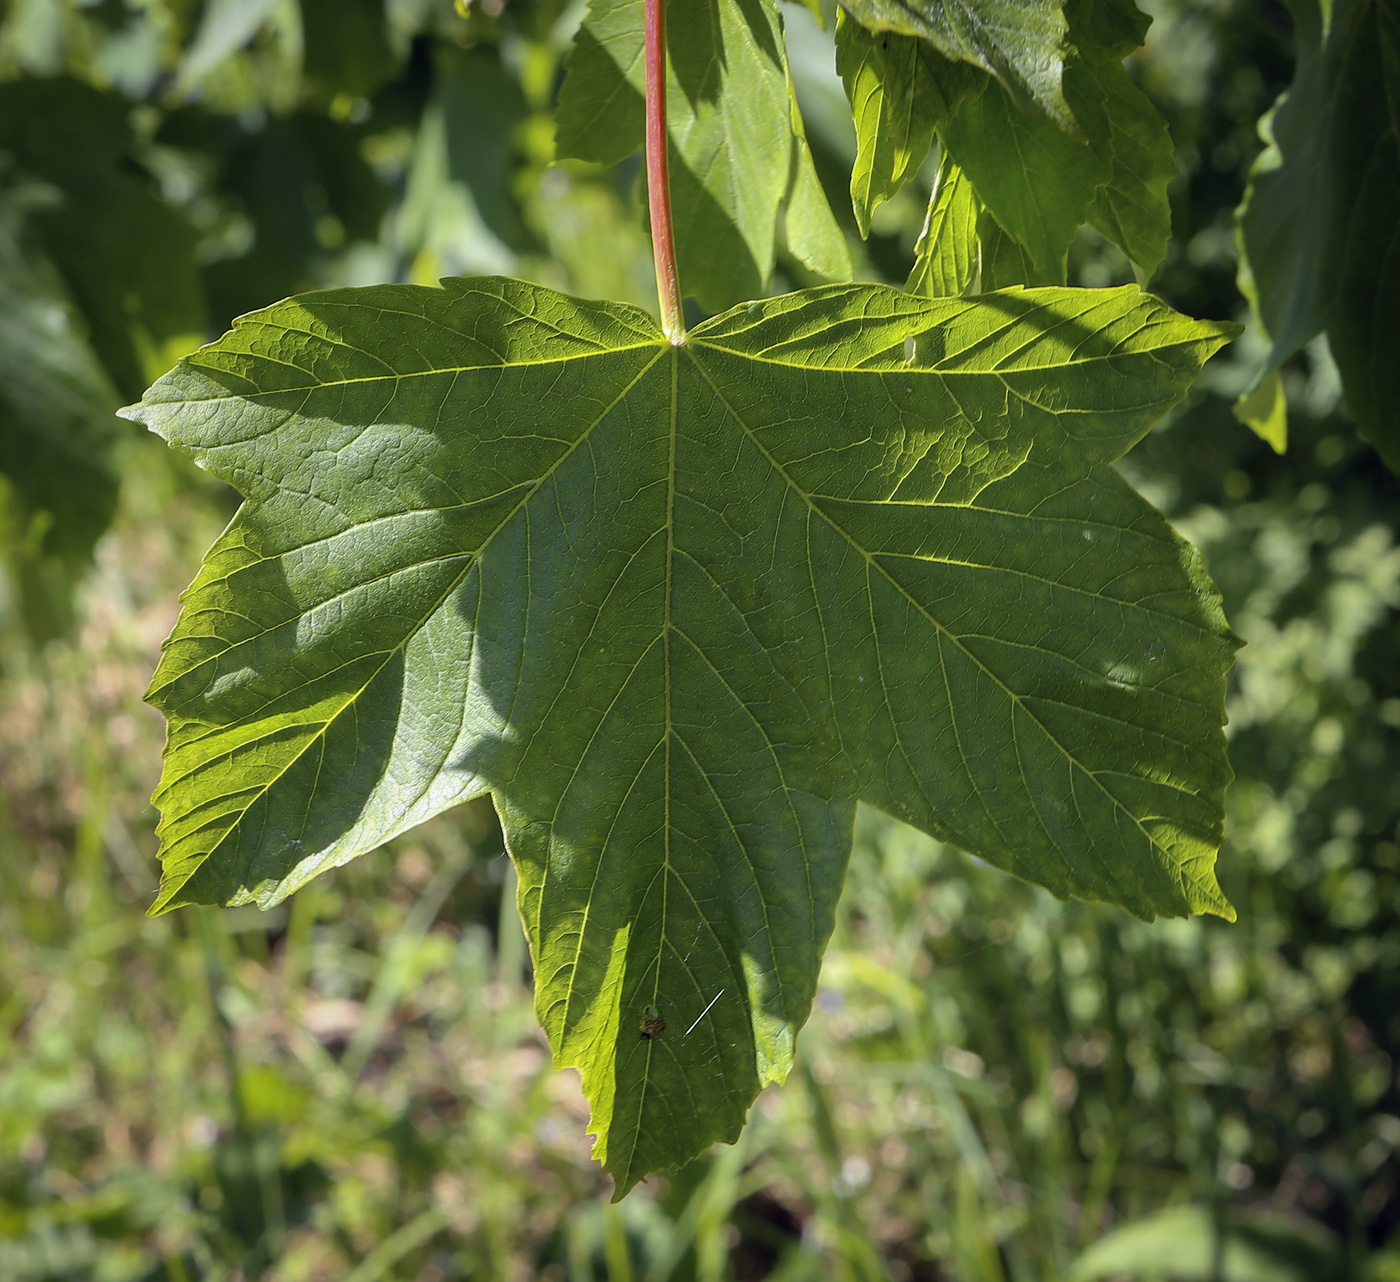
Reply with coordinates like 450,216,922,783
124,277,1238,1193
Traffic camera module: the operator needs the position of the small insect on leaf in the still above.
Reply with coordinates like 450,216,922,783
639,1005,666,1041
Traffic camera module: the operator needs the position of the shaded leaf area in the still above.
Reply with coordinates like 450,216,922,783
555,0,849,312
0,185,121,643
838,0,1173,283
835,0,1074,130
394,44,535,281
939,74,1103,281
0,77,206,401
127,275,1237,1190
154,103,393,331
1236,0,1400,473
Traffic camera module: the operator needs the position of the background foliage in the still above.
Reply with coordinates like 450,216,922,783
1,0,1398,1278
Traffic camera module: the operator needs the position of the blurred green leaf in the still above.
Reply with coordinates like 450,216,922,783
1233,368,1287,452
178,0,282,91
301,0,399,101
0,78,205,399
396,44,532,279
0,182,121,642
158,106,388,324
1070,1204,1343,1281
1235,0,1400,472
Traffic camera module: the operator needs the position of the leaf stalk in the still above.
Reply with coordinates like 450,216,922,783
644,0,685,343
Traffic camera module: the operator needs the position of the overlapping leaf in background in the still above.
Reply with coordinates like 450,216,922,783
128,277,1237,1188
840,0,1175,290
836,0,1075,129
556,0,850,311
0,180,120,642
1235,0,1400,472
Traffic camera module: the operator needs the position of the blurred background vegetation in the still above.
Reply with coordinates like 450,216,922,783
1,0,1399,1278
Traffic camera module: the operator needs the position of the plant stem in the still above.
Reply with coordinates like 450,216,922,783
644,0,685,343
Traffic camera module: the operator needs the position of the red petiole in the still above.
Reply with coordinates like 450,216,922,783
644,0,685,343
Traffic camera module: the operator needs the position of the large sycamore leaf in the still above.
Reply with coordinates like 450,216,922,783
555,0,850,312
1236,0,1400,472
126,276,1238,1193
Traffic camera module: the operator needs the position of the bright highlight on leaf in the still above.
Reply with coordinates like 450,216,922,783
125,275,1239,1193
907,152,982,297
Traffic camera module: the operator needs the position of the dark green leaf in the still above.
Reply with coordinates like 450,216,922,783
835,0,1074,132
1235,0,1400,471
1064,0,1150,63
165,108,390,324
0,77,207,398
976,206,1055,287
127,275,1238,1191
300,0,399,101
1068,57,1174,277
939,77,1107,282
0,187,120,641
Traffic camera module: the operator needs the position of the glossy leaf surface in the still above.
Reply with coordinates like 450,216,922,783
127,276,1238,1192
